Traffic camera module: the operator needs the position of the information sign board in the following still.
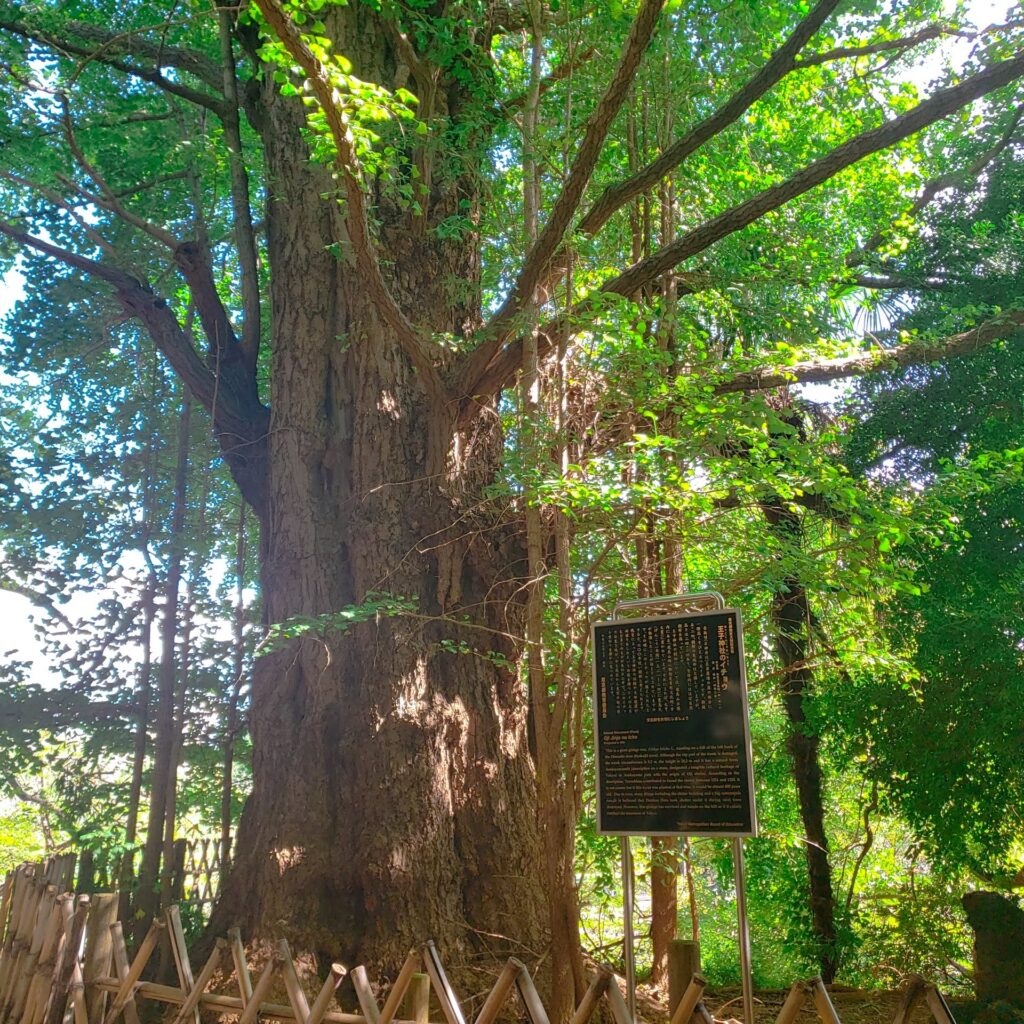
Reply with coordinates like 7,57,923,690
592,608,756,837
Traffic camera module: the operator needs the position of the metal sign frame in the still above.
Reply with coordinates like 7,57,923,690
592,602,758,839
598,592,756,1024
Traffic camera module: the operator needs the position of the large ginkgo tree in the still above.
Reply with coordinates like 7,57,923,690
1,0,1022,1006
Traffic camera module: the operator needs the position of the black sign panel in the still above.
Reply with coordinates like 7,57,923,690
592,609,756,837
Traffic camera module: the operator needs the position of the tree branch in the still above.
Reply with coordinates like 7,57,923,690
713,308,1024,394
0,579,76,633
479,0,665,337
0,219,269,513
59,96,181,249
577,0,844,238
599,52,1024,300
0,18,229,115
848,101,1024,266
218,9,261,366
253,0,446,399
456,0,841,401
794,25,952,68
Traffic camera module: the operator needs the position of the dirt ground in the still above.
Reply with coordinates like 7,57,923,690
637,984,975,1024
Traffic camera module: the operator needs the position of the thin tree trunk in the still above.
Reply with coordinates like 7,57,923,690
763,501,839,982
135,394,191,942
121,423,159,922
220,501,248,882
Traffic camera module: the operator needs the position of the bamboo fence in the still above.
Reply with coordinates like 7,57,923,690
0,862,959,1024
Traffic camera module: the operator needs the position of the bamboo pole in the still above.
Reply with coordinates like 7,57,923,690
775,982,809,1024
1,870,35,1009
421,942,465,1024
92,977,432,1024
169,939,226,1024
512,962,550,1024
82,896,118,1024
66,897,91,1024
308,965,346,1024
237,956,284,1024
569,970,611,1024
604,974,633,1024
809,978,841,1024
228,928,254,1006
165,907,198,1024
9,881,51,1024
23,894,63,1024
43,895,88,1024
924,985,955,1024
378,953,418,1024
279,941,312,1024
473,961,518,1024
351,966,380,1024
405,975,429,1024
102,920,163,1024
668,976,706,1024
0,873,15,947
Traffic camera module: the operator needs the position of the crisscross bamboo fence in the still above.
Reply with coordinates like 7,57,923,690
0,861,959,1024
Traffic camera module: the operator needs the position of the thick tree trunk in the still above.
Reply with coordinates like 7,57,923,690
211,43,547,975
763,503,839,983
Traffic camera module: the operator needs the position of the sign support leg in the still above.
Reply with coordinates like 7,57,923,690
620,836,636,1024
732,838,755,1023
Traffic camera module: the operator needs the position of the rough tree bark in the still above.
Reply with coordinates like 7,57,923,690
208,9,547,970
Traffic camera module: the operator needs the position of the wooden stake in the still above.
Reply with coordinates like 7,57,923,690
308,964,346,1024
924,985,956,1024
809,978,841,1024
569,970,611,1024
82,895,118,1024
102,920,164,1024
473,961,518,1024
279,941,312,1024
169,939,226,1024
775,982,809,1024
512,961,550,1024
228,927,254,1006
421,942,464,1024
379,954,418,1024
668,976,706,1024
237,954,284,1024
351,966,380,1024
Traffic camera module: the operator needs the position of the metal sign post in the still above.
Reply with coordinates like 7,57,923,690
620,836,636,1024
598,591,757,1024
733,838,755,1024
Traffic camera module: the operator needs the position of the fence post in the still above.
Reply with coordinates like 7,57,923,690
668,941,701,1022
406,973,430,1024
83,895,118,1024
76,853,95,897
